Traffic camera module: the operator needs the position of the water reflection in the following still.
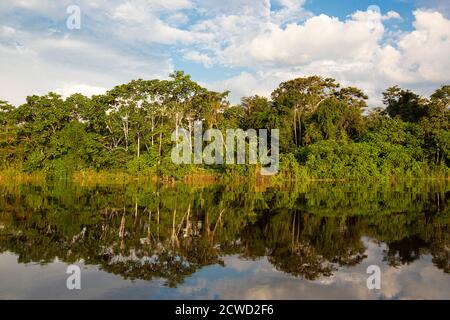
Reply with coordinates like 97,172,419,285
0,181,448,298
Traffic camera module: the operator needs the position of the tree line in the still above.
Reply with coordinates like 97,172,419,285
0,71,449,180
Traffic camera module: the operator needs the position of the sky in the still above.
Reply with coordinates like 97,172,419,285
0,0,449,106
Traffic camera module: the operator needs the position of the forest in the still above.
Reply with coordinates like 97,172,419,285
0,71,449,181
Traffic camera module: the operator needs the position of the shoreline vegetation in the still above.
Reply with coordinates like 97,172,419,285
1,71,449,184
0,167,448,188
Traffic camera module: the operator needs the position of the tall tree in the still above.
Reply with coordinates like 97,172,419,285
383,86,427,122
271,76,339,148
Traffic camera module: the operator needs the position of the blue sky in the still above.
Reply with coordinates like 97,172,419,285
306,0,414,22
0,0,449,106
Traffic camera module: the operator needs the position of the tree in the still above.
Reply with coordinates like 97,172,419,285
304,97,365,144
0,101,18,165
271,76,339,148
420,85,450,165
383,86,427,122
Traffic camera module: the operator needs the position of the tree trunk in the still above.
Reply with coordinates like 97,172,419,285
123,113,129,152
151,115,154,146
293,108,297,147
298,109,302,147
137,134,140,158
159,132,162,156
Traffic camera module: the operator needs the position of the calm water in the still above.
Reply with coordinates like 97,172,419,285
0,181,449,299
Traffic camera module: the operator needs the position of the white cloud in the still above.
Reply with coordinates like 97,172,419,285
204,8,449,105
108,1,193,44
417,0,450,18
396,10,450,82
167,13,190,26
206,71,284,103
247,12,384,67
193,0,271,17
54,84,108,98
271,0,311,24
0,1,449,107
0,29,173,105
0,1,182,105
0,25,16,37
382,10,402,21
183,50,213,67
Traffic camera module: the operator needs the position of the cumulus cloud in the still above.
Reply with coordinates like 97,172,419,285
390,10,450,83
205,8,449,105
244,12,384,67
108,0,193,44
207,72,272,102
0,27,173,105
54,84,108,98
382,10,402,21
0,1,449,106
271,0,312,25
183,50,213,67
417,0,450,18
0,1,176,105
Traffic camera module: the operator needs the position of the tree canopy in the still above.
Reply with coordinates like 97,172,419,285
0,72,448,181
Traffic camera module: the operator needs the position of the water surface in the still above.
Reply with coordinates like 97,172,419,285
0,181,449,299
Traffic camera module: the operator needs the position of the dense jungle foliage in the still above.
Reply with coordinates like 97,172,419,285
0,71,449,180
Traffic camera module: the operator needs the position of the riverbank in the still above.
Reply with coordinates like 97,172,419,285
1,167,449,187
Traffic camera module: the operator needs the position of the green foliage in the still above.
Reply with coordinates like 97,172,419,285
158,155,193,180
299,140,380,180
383,85,427,122
305,97,364,143
0,72,448,181
126,150,158,175
276,153,307,181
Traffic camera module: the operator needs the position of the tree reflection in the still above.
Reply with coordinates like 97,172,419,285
0,180,448,286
